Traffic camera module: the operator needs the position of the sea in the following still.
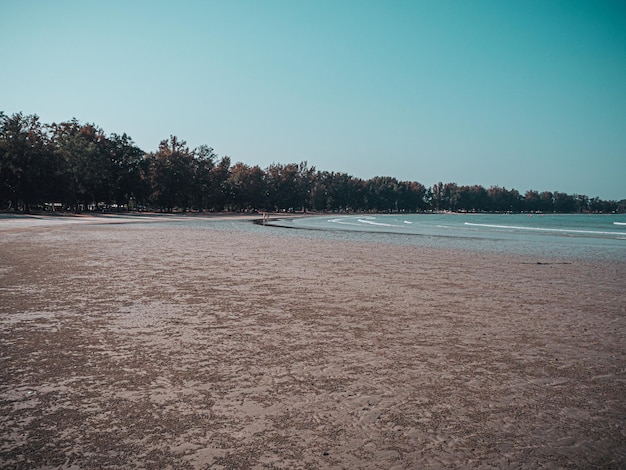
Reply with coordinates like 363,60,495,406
259,213,626,262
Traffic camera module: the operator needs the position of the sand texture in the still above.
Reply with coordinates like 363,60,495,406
1,217,625,469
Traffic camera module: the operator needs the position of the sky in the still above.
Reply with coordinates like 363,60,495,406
1,0,625,200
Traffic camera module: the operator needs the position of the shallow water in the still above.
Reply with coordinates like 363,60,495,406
260,213,626,262
5,212,621,262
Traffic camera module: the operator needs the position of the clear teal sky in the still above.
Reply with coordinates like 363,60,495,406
2,0,625,199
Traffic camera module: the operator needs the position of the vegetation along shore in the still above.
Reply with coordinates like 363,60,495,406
1,111,624,214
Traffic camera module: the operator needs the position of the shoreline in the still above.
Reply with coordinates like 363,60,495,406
0,212,264,233
2,212,624,265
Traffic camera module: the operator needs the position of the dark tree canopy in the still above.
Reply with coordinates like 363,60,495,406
1,112,623,214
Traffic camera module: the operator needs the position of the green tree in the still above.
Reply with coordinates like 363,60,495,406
442,183,459,211
366,176,399,212
227,162,268,211
487,186,521,212
0,112,55,211
310,171,356,211
539,191,554,212
553,191,577,213
396,180,427,212
147,136,195,211
523,190,540,212
191,145,217,210
106,133,146,208
431,182,444,211
207,156,231,211
51,120,112,210
266,162,313,211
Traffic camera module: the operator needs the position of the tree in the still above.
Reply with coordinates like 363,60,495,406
265,162,313,211
310,171,359,211
523,190,540,212
451,185,489,212
51,120,112,210
227,162,268,211
487,186,521,212
2,110,623,214
106,133,146,208
396,180,427,212
191,145,217,210
575,194,589,213
207,156,231,211
0,113,55,211
431,182,444,211
147,136,196,211
539,191,554,212
366,176,399,212
442,183,459,211
553,191,577,213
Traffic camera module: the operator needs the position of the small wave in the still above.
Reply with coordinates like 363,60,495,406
614,222,626,226
403,220,413,224
464,222,626,237
357,218,402,227
327,218,364,227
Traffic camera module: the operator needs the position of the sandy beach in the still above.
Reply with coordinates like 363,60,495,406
1,215,625,469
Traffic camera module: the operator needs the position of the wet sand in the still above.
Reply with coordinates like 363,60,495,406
1,216,625,469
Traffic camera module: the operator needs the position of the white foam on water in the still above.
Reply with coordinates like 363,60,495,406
327,218,364,227
273,215,626,262
464,222,626,237
357,218,403,228
614,222,626,226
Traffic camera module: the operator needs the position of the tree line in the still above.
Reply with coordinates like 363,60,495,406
1,112,624,214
